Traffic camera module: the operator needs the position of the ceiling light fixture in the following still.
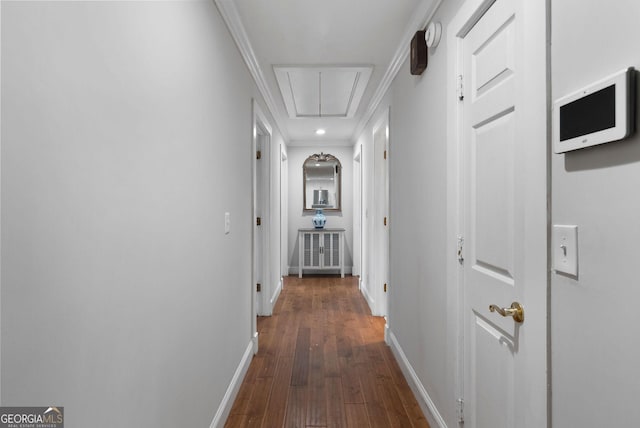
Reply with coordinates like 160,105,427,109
315,129,326,135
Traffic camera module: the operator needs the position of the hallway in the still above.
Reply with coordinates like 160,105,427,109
225,276,429,427
4,1,640,427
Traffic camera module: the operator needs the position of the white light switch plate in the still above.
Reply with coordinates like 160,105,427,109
224,212,231,234
553,225,578,276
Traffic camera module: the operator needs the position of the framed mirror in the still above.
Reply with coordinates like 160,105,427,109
303,153,341,212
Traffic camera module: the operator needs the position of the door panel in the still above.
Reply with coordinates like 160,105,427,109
472,16,515,98
473,316,515,428
311,233,321,268
473,111,515,283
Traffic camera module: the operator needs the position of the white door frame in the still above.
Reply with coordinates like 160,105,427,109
252,99,272,352
353,147,362,280
280,144,288,286
372,108,390,317
446,0,548,425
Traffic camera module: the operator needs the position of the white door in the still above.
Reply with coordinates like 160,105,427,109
254,133,264,316
373,113,389,317
457,0,547,426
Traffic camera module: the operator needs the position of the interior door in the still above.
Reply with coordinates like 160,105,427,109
460,0,546,425
254,133,264,316
373,113,389,317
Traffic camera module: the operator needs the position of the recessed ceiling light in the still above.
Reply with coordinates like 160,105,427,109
315,129,326,135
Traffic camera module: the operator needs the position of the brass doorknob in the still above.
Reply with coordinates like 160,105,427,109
489,302,524,323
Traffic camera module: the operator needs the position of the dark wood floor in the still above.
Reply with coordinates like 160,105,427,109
224,275,429,428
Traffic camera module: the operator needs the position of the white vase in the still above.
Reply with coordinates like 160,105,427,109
312,209,326,229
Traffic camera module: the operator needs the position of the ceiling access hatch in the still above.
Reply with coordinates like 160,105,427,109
274,66,373,119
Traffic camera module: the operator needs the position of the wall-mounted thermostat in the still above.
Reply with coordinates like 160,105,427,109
553,67,636,153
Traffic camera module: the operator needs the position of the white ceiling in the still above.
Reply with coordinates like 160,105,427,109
274,66,372,118
216,0,439,145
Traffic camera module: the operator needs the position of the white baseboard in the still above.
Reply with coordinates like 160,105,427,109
289,266,354,276
387,329,448,428
209,339,254,428
270,278,282,307
360,282,376,314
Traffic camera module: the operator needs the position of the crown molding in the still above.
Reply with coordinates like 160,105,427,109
215,0,290,142
351,0,444,143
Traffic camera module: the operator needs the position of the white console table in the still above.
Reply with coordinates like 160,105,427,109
298,228,345,278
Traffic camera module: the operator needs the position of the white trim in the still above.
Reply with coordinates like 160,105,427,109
360,281,376,315
252,331,259,355
208,340,254,428
274,65,373,119
215,0,289,142
287,140,353,148
387,330,447,428
446,0,474,422
351,0,445,143
370,108,390,318
270,278,282,308
253,100,273,317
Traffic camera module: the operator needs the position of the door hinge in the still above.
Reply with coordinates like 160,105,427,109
384,283,387,293
384,216,387,226
256,150,261,160
256,217,261,226
384,150,387,160
256,283,261,292
457,398,464,423
457,236,464,264
457,74,464,101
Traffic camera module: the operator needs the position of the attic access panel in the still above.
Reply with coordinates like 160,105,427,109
274,66,373,118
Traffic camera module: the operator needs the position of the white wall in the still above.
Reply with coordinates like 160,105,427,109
287,145,353,275
551,0,640,426
353,0,464,425
1,2,281,426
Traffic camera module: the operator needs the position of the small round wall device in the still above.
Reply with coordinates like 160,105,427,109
425,21,442,48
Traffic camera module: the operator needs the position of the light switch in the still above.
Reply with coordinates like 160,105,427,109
553,225,578,276
225,212,231,234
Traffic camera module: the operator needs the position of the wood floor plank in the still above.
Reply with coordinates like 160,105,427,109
227,356,264,417
323,333,340,378
325,377,346,428
277,312,298,358
378,378,414,428
224,276,428,428
307,327,327,426
380,346,430,427
291,327,311,386
358,361,392,428
223,414,247,428
345,403,370,428
339,355,364,404
283,386,307,428
246,376,272,419
263,356,294,428
366,342,393,385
